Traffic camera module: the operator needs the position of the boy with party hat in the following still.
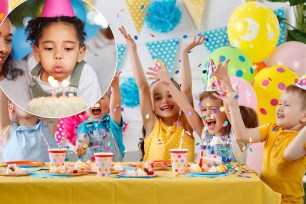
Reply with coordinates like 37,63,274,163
25,0,101,107
214,64,306,203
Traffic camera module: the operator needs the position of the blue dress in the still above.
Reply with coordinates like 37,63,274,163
2,120,58,162
77,115,125,162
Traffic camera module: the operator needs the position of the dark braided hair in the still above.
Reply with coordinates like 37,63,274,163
25,16,86,47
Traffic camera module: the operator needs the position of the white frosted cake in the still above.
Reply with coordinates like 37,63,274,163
28,96,87,118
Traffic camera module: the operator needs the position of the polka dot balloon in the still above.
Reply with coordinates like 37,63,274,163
202,46,254,87
252,65,299,124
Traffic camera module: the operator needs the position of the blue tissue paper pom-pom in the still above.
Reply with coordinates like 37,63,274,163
120,78,140,108
145,0,182,33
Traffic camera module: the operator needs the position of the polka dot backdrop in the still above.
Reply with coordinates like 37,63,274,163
116,44,127,70
274,8,286,46
125,0,150,33
251,65,299,124
146,38,179,75
201,27,229,53
202,46,254,86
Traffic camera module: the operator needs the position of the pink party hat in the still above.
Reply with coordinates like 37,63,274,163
296,74,306,90
41,0,75,17
205,58,218,91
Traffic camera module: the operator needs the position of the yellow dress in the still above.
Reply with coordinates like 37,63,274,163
143,118,195,162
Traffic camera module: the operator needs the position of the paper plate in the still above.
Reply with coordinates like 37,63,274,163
2,160,44,167
0,169,29,176
116,173,157,178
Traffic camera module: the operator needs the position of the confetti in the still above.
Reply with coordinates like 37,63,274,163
103,135,107,139
121,107,124,112
185,130,191,135
49,120,54,124
234,95,239,99
113,107,117,112
249,147,253,152
249,138,252,143
139,138,144,141
201,115,206,119
187,111,192,117
223,121,229,127
134,35,138,40
146,13,151,17
195,142,200,145
120,8,124,12
104,106,109,110
65,158,70,162
94,103,100,108
210,115,214,119
226,93,232,98
219,106,225,112
175,70,179,74
140,5,145,9
242,146,246,151
213,109,218,114
78,139,82,143
82,144,88,148
90,156,95,161
206,102,211,106
150,34,155,38
145,114,150,119
183,34,188,38
198,64,202,68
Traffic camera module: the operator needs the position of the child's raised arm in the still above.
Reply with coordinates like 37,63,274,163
180,36,205,104
146,63,203,137
212,60,262,143
119,26,156,133
284,126,306,160
110,71,122,125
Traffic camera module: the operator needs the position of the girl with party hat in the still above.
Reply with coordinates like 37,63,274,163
25,0,101,107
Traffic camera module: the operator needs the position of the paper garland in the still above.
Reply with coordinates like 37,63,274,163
146,38,179,74
125,0,151,33
274,8,286,46
201,27,229,53
183,0,206,30
116,44,127,70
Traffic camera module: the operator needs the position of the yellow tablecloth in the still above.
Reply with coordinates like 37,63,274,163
0,164,281,204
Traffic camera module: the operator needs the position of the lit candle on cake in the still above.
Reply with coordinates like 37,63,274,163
62,79,70,97
48,76,59,98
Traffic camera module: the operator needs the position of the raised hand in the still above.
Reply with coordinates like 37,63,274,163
111,71,122,88
119,26,137,51
182,35,205,53
213,83,239,107
212,56,232,92
146,62,171,85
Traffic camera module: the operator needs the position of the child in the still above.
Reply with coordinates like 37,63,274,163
75,71,125,162
0,17,32,109
214,62,306,203
119,27,205,162
25,3,101,107
146,59,251,163
0,90,58,162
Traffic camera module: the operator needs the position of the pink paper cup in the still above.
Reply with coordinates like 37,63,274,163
170,149,188,174
48,148,66,168
94,152,113,177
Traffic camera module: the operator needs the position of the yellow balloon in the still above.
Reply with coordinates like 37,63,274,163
8,0,25,11
252,65,299,124
228,2,279,63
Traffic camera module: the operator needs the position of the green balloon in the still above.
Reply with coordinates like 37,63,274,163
202,46,255,88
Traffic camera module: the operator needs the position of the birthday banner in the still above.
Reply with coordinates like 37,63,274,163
116,44,127,70
146,38,180,75
183,0,206,30
125,0,151,34
274,8,286,46
201,26,229,53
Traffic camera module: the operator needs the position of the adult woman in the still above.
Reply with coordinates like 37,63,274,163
0,17,32,109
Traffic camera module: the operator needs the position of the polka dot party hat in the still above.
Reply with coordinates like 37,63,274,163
296,74,306,90
203,58,218,91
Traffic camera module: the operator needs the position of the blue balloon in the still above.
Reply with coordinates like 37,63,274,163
71,0,87,22
84,23,99,40
11,27,32,60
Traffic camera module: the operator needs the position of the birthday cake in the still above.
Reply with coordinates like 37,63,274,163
28,96,87,118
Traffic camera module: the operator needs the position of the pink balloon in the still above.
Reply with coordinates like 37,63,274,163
247,142,264,174
267,41,306,77
229,76,258,111
0,0,8,24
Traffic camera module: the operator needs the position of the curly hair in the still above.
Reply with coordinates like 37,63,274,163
0,52,24,81
25,16,86,47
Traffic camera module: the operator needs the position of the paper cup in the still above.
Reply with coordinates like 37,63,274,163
48,148,66,168
170,149,188,174
94,152,113,177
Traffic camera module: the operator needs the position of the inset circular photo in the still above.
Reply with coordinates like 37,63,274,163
0,0,116,118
